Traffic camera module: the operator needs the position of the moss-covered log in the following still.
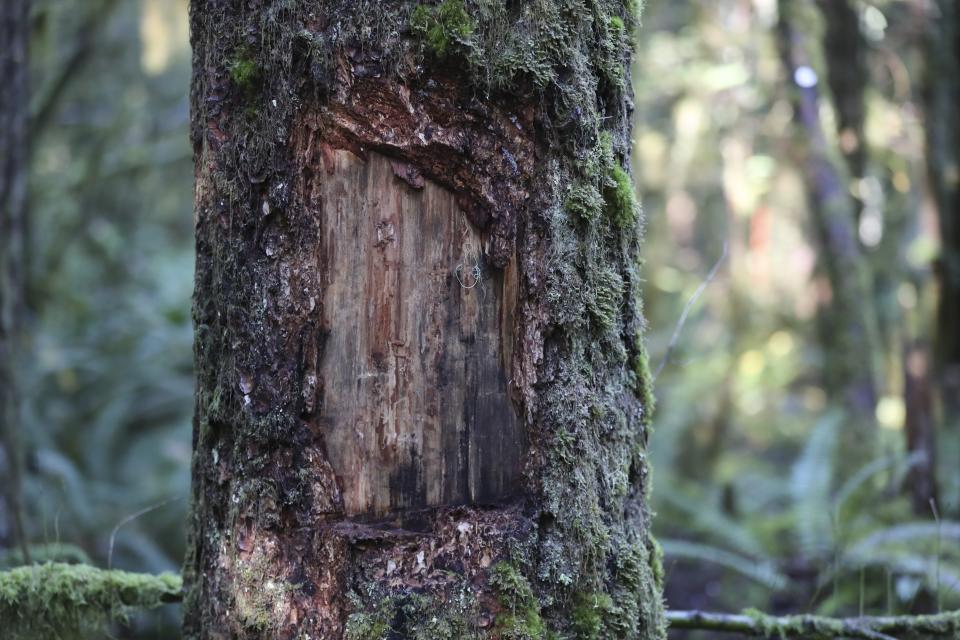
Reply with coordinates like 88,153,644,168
184,1,663,638
0,562,182,640
666,608,960,639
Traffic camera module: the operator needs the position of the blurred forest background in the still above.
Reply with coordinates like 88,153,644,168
1,0,957,638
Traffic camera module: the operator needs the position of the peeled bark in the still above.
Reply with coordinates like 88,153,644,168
183,2,664,638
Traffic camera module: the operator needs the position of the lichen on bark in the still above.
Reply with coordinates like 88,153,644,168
185,0,663,638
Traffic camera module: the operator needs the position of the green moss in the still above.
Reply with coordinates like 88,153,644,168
0,562,180,640
228,47,262,94
565,182,605,224
188,1,664,638
604,162,639,230
630,327,657,417
490,563,547,639
588,268,625,331
411,0,476,59
571,592,615,639
345,612,391,640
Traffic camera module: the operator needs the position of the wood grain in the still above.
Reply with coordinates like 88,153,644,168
311,149,523,517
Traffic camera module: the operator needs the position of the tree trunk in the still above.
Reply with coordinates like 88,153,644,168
926,0,960,434
778,0,879,473
0,0,31,564
183,2,664,638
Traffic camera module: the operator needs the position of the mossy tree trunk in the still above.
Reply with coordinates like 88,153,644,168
183,1,664,638
0,0,30,564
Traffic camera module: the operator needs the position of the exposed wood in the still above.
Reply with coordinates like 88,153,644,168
300,148,523,517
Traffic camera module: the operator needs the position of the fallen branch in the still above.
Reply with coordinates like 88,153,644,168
666,608,960,639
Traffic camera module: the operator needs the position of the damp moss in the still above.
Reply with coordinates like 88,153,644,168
0,562,181,640
411,0,476,59
604,162,639,230
571,592,615,639
588,268,625,331
490,562,547,639
565,181,605,225
228,47,262,94
630,327,657,417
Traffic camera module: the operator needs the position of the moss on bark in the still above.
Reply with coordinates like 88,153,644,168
185,1,663,637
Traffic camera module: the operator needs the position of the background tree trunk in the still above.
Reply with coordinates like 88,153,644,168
778,0,879,475
183,2,664,638
926,0,960,450
0,0,31,565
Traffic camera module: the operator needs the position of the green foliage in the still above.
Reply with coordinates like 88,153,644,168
0,563,181,640
410,0,476,59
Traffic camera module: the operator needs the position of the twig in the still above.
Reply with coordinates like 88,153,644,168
666,609,960,639
652,241,728,382
107,496,180,570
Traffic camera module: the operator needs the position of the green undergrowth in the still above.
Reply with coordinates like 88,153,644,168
0,562,181,640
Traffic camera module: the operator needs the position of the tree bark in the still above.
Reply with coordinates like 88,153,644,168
183,2,664,638
0,0,31,565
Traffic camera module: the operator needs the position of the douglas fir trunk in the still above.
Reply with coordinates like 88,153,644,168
183,2,664,638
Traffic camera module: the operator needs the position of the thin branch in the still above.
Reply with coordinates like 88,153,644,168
666,609,960,639
652,241,728,382
107,496,180,570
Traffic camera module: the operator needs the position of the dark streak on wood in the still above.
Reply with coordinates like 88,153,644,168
295,148,524,518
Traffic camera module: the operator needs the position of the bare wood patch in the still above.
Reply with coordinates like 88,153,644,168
303,149,524,517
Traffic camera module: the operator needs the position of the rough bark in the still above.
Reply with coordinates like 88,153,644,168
183,2,664,639
0,0,31,564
